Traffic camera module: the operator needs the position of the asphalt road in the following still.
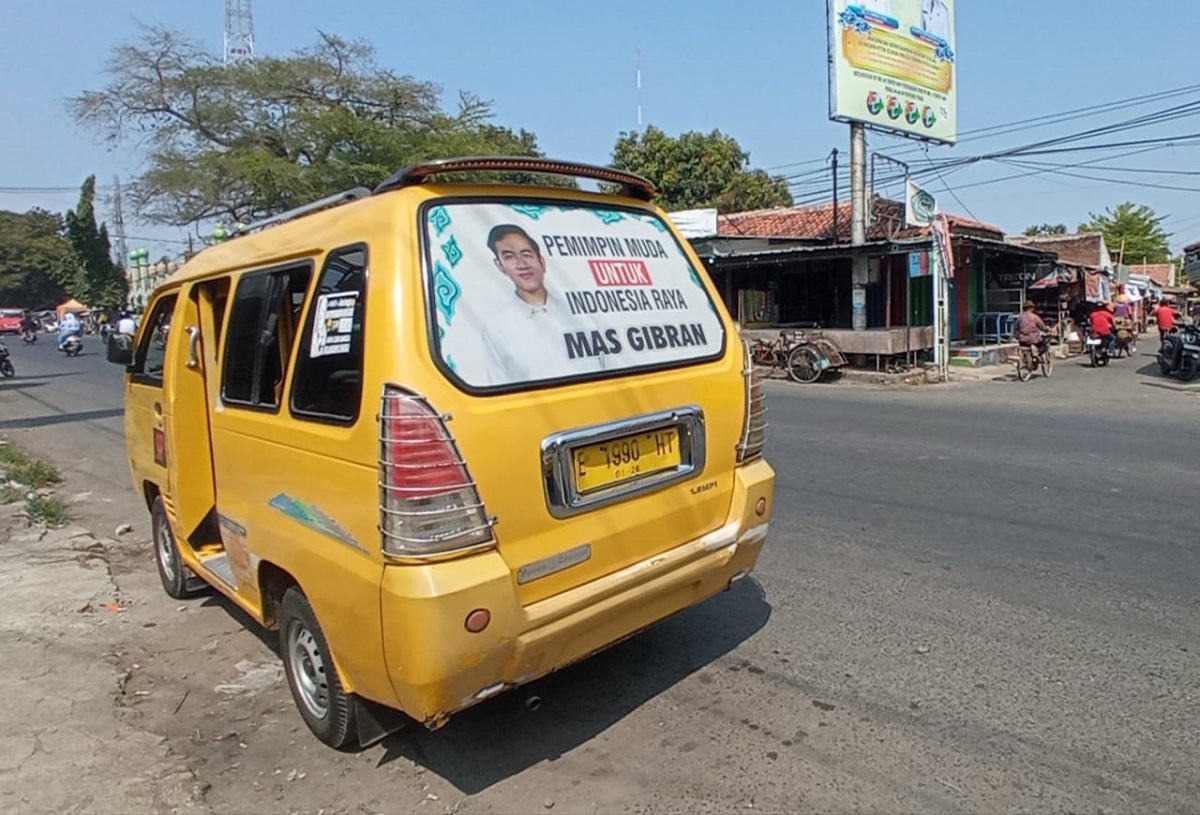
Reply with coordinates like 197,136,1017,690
2,335,1199,814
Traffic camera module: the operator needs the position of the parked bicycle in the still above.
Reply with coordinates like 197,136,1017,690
749,329,847,384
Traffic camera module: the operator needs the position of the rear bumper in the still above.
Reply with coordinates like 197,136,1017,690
378,457,775,726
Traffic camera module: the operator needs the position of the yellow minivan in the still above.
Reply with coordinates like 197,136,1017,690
111,157,774,747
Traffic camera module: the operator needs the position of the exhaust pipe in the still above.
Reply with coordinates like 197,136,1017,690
525,695,542,712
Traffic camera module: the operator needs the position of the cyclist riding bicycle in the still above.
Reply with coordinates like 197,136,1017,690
1016,300,1050,364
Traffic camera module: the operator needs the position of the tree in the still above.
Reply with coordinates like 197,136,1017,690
1023,223,1067,236
0,209,72,308
70,28,564,227
610,126,793,212
63,176,128,307
1078,202,1170,264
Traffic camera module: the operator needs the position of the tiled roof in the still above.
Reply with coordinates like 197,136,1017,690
717,198,1004,242
1009,232,1107,268
1128,262,1176,287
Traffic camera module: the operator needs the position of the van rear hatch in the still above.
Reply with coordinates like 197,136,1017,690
406,197,745,604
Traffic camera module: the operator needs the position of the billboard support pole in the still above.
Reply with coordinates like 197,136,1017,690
850,121,868,332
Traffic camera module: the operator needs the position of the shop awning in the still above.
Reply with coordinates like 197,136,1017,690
1028,270,1059,289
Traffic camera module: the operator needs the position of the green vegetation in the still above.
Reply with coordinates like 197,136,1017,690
0,442,69,527
0,443,62,489
26,495,69,527
70,28,565,227
610,126,793,212
1079,202,1171,264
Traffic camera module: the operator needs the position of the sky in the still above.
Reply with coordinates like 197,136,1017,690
3,0,1199,257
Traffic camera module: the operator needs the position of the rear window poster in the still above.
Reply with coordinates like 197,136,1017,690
426,203,724,387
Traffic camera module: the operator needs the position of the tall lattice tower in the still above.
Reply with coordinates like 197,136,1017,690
224,0,255,65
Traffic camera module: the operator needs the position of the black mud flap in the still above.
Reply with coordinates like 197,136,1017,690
353,695,410,747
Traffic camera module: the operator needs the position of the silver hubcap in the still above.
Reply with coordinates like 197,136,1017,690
287,621,329,719
156,517,177,582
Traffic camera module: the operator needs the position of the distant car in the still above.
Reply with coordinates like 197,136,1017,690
0,309,24,335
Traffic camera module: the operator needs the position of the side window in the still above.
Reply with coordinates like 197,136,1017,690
133,294,179,384
290,246,367,423
221,265,313,410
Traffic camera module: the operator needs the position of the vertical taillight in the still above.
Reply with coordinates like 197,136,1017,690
736,340,767,463
379,386,495,558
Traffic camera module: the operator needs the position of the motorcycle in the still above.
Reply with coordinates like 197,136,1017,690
20,329,37,344
59,334,83,357
0,342,14,378
1157,324,1200,382
1080,319,1111,368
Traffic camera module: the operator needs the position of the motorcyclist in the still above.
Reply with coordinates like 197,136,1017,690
58,311,83,351
1016,300,1050,363
115,310,138,337
1089,302,1116,353
19,313,39,338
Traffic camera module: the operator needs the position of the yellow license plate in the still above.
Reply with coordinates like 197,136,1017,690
573,428,681,494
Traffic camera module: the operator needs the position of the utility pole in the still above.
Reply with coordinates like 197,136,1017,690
636,49,643,129
830,148,839,241
224,0,255,65
849,122,868,331
111,175,130,305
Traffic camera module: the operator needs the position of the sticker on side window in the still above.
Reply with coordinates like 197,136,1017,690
425,202,724,388
310,291,358,357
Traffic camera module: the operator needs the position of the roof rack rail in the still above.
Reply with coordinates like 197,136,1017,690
374,156,657,201
232,186,373,236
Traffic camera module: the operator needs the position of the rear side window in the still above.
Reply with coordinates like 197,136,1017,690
222,265,312,410
423,200,725,391
290,246,367,423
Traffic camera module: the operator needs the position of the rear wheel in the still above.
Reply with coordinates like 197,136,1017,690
280,588,357,749
787,345,823,384
1015,350,1033,382
0,358,13,378
1159,358,1173,376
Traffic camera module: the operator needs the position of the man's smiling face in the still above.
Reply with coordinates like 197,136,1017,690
492,233,548,303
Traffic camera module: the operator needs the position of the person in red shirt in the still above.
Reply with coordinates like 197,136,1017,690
1089,303,1116,352
1154,298,1178,341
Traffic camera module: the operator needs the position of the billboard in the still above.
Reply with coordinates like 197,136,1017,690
827,0,957,144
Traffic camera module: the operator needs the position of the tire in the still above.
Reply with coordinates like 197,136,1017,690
1016,351,1033,382
1159,359,1173,376
0,359,13,378
1180,359,1198,383
1089,347,1098,368
787,345,824,384
1041,351,1053,378
1097,351,1109,368
151,496,200,599
280,588,357,749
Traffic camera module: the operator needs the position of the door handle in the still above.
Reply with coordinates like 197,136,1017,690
186,326,201,369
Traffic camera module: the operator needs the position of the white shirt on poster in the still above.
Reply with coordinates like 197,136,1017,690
476,289,607,386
